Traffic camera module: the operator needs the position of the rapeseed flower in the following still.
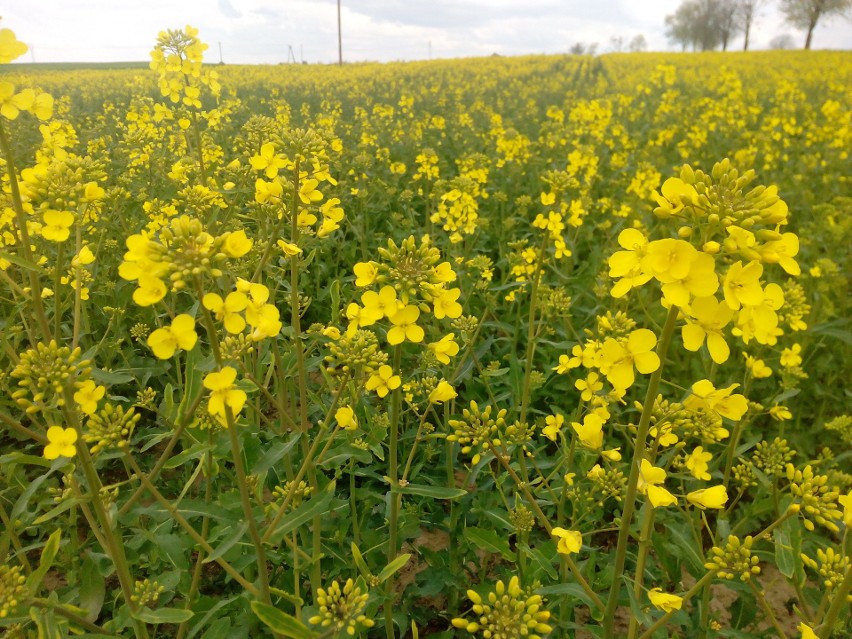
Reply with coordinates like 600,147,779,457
638,459,677,508
686,486,728,509
147,314,198,359
388,305,424,345
44,426,77,460
599,329,660,391
648,588,683,612
203,367,247,422
365,365,401,398
551,528,583,555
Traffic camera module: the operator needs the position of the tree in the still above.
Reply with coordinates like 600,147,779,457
737,0,766,50
779,0,852,49
629,34,648,52
769,33,797,48
665,0,741,51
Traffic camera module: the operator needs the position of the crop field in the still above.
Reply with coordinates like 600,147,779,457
0,25,850,639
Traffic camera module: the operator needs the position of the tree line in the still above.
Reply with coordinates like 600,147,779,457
665,0,851,51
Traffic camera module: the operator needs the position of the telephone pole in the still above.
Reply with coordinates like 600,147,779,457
337,0,342,65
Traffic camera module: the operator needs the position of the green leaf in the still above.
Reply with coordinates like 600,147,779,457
400,484,468,500
250,602,315,639
536,582,599,612
774,516,800,579
27,529,61,591
133,607,194,624
203,522,250,564
266,489,334,543
251,435,301,475
377,553,411,583
0,249,46,274
350,543,374,580
32,496,84,525
79,554,106,622
90,368,135,384
463,526,513,561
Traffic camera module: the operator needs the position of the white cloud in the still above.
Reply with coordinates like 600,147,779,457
2,0,849,64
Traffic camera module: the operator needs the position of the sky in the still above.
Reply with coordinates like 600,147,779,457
3,0,851,64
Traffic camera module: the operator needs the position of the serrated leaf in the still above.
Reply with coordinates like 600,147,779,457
133,607,194,624
377,553,411,582
250,602,315,639
463,526,513,561
400,484,467,500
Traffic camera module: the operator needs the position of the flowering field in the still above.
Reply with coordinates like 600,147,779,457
1,25,851,639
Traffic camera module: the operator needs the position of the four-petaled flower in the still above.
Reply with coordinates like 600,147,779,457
44,426,77,460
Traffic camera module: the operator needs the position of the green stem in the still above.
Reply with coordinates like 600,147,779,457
627,503,656,639
0,118,52,340
486,440,604,611
638,570,717,639
384,345,403,639
69,409,149,639
602,304,679,639
125,452,261,597
519,234,549,423
816,565,852,637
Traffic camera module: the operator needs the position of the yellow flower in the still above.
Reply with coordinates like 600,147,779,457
571,413,604,449
685,379,749,421
41,210,75,242
133,274,168,306
255,178,283,204
221,230,253,258
203,292,248,334
798,623,819,639
687,486,728,509
203,366,247,422
432,287,462,319
353,261,378,286
147,314,198,359
601,447,622,461
365,365,401,398
44,426,77,460
387,305,424,345
769,405,792,421
277,240,303,256
599,328,660,390
362,286,402,320
551,527,583,555
648,587,683,612
428,333,459,364
838,491,852,528
543,414,564,441
759,233,800,276
298,178,323,204
429,380,457,404
682,295,734,364
723,260,764,310
685,446,712,481
780,343,802,368
73,380,106,416
652,177,696,217
0,29,29,63
335,406,358,430
638,459,677,508
575,372,603,401
249,142,288,178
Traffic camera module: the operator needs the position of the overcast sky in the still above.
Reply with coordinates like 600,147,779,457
3,0,851,64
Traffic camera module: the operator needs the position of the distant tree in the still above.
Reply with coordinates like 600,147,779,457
716,0,742,50
769,33,797,49
779,0,852,49
609,36,626,52
737,0,766,50
629,34,648,52
569,42,599,55
665,0,740,51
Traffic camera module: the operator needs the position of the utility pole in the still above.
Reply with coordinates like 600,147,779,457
428,40,431,59
337,0,342,65
218,41,223,64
